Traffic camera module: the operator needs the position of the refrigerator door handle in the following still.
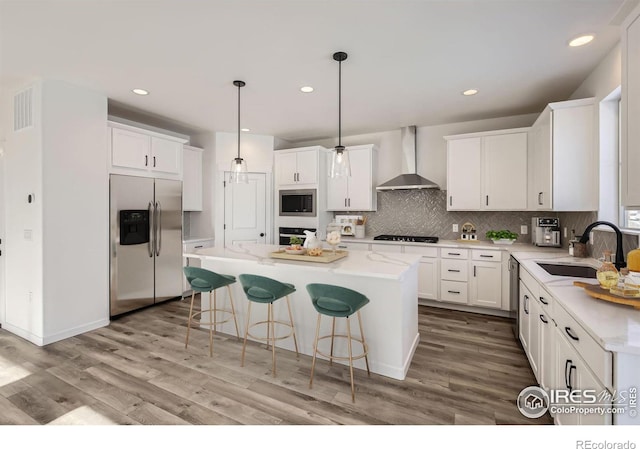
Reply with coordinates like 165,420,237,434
148,201,154,258
155,201,162,256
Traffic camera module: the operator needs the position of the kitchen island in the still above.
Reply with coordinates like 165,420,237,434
185,243,421,380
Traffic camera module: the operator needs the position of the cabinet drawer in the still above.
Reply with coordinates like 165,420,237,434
440,258,468,281
403,245,438,258
184,239,214,253
553,302,612,388
440,280,468,303
471,249,502,262
538,285,553,314
441,248,469,259
519,266,540,299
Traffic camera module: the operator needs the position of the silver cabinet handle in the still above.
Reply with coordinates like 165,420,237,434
524,295,529,314
148,202,154,257
155,201,162,256
538,192,543,206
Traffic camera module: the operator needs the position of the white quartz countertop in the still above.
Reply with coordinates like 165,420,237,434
512,250,640,355
185,243,421,281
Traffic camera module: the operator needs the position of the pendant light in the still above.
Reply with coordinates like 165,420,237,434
229,80,248,183
329,51,351,178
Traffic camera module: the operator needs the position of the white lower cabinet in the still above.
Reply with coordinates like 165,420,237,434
519,280,532,355
518,264,615,425
469,249,502,308
554,327,612,425
404,246,439,301
440,250,469,305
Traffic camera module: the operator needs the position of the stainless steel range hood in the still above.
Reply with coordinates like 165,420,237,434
376,125,440,191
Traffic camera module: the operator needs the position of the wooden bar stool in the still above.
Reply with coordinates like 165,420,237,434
183,266,240,357
238,274,299,377
306,283,370,402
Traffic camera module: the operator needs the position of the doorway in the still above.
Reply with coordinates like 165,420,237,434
224,172,268,247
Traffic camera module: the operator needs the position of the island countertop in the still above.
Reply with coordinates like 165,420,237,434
185,243,421,380
185,243,421,280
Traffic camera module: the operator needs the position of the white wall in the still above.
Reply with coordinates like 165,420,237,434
3,80,44,340
41,80,109,341
294,114,538,189
1,79,109,345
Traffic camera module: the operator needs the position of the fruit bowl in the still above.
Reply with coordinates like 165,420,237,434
284,247,305,255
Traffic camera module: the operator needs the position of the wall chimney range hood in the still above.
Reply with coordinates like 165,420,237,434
376,126,440,191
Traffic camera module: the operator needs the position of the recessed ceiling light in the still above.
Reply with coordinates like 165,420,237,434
132,88,149,96
300,86,314,93
241,128,250,132
569,34,594,47
462,89,478,96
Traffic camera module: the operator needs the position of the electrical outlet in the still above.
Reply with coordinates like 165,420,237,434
452,224,458,232
520,225,528,235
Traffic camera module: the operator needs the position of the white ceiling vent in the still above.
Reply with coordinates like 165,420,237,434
14,87,34,131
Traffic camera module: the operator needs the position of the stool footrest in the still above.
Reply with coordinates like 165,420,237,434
246,320,296,343
315,334,368,362
189,308,236,327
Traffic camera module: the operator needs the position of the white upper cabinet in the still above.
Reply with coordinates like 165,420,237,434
183,145,203,211
622,4,640,206
446,128,528,211
274,146,320,187
109,121,187,180
528,98,596,211
326,144,378,211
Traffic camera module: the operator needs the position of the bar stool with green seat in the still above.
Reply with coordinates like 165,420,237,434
306,283,370,402
183,266,240,357
238,274,299,376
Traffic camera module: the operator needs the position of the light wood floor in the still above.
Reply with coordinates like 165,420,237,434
0,297,552,425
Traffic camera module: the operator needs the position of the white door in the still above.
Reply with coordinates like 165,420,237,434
224,172,267,247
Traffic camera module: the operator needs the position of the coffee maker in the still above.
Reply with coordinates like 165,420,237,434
532,217,561,247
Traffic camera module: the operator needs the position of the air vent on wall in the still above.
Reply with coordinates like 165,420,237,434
14,87,33,131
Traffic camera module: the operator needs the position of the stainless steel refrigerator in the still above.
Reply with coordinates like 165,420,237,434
110,174,183,317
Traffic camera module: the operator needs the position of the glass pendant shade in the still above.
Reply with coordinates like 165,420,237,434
230,79,249,184
229,157,248,183
329,146,351,178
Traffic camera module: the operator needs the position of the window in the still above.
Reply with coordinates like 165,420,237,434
598,86,640,230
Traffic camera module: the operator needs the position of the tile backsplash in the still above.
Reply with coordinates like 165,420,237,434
350,189,639,260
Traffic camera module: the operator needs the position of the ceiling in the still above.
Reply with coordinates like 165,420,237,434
0,0,633,142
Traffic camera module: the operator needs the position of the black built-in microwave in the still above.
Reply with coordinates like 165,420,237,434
279,189,316,217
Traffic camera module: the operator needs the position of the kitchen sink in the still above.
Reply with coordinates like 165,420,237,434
536,262,597,279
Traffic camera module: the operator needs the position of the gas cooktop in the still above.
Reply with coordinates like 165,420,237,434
373,235,439,243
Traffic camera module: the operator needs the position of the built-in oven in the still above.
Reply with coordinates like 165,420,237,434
279,189,316,217
278,227,316,246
